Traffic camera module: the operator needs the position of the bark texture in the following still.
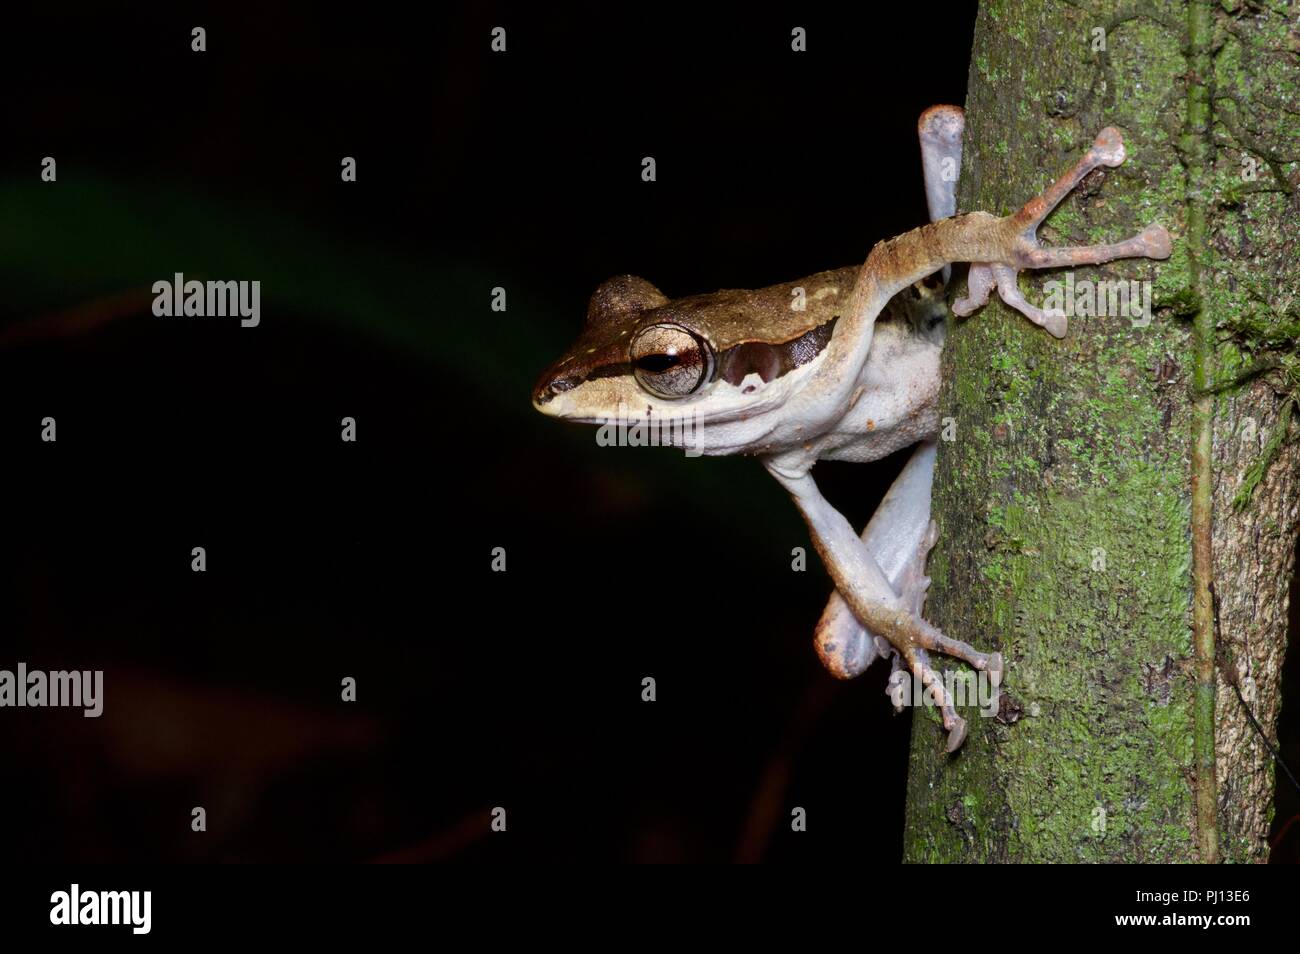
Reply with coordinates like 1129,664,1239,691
903,0,1299,863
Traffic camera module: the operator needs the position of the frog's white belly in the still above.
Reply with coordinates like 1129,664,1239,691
819,323,943,463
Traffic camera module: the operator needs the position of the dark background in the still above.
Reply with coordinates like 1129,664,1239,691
0,1,1295,863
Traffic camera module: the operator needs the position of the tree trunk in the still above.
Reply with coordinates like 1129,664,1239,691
903,0,1300,863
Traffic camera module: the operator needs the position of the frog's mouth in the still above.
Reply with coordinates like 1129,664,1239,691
532,360,828,448
532,377,707,427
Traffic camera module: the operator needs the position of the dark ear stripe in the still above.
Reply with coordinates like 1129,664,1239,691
718,316,838,387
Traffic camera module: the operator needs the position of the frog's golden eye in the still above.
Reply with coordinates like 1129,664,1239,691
630,323,714,399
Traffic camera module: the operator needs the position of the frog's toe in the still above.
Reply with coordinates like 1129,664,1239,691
987,652,1005,687
905,647,967,753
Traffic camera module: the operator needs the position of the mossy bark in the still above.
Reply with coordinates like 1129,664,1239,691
903,0,1300,863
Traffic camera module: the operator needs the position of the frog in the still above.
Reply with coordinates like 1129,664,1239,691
532,106,1171,750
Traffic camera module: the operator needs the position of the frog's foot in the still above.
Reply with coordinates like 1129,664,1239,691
885,635,1004,752
816,517,1004,751
893,589,1004,751
890,647,968,752
884,650,906,712
952,127,1171,339
885,522,1005,750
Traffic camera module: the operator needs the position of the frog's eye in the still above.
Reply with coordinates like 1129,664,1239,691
630,323,714,399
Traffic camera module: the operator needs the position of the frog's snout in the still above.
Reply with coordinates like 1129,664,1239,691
532,362,585,413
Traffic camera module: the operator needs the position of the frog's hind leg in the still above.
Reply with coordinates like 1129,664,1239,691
810,443,1003,751
771,449,1004,752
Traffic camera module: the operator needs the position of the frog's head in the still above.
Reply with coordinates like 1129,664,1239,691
532,271,851,449
532,275,677,421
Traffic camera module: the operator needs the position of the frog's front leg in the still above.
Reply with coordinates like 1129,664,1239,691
952,127,1170,338
766,454,1000,751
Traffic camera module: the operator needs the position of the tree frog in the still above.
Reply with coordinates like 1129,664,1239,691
533,106,1171,750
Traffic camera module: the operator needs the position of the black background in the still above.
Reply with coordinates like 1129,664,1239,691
0,1,1295,864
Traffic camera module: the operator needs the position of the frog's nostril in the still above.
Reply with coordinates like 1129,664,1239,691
533,369,584,407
